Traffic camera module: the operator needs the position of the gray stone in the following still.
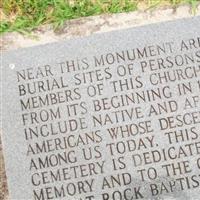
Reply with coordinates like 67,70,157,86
1,16,200,200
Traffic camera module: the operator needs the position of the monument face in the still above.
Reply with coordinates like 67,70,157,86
2,16,200,200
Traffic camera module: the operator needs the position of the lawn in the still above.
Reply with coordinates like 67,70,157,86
0,0,199,34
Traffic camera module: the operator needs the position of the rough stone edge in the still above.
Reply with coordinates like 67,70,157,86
0,4,200,200
1,4,200,52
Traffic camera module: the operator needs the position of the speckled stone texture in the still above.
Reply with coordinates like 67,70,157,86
0,4,200,200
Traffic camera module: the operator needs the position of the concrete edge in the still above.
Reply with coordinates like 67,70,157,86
1,4,200,52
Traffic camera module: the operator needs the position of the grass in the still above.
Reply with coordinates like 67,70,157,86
0,0,199,34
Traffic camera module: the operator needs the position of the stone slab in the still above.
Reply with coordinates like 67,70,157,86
1,16,200,200
2,5,199,199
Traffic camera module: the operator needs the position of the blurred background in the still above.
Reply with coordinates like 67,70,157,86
1,0,199,34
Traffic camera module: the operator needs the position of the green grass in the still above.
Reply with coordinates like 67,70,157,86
0,0,199,34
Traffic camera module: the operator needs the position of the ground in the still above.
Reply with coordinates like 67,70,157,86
1,0,200,34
